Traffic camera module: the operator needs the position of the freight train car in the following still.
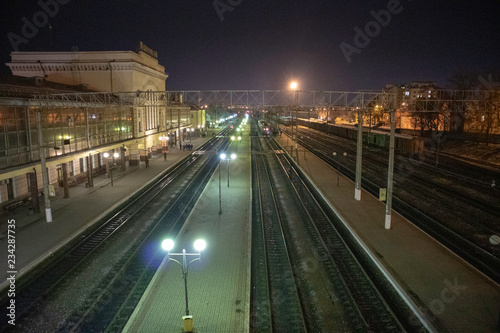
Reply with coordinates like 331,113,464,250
298,119,423,155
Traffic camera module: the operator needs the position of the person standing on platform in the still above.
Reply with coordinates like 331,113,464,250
163,151,167,161
145,155,149,168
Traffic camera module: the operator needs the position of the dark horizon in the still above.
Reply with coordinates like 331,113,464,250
1,0,499,91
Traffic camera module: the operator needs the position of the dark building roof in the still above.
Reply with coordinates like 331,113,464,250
0,75,94,99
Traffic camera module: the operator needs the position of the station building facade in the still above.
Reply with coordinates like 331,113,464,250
0,48,197,206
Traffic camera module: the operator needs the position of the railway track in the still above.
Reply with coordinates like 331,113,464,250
251,124,414,332
252,149,307,332
283,125,500,282
0,130,232,332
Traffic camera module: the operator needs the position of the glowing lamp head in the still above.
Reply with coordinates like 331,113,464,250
113,153,119,158
230,153,237,160
103,152,109,158
220,153,227,160
161,239,175,252
290,81,298,90
194,239,206,252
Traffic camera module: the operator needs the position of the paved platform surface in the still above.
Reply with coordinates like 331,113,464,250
276,135,500,333
0,135,212,287
124,126,251,333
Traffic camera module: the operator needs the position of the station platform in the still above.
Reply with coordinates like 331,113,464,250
274,135,500,333
123,126,251,332
1,125,498,332
0,134,212,287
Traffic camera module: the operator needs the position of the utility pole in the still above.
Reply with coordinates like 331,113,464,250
354,109,363,201
293,88,299,150
178,108,182,149
385,110,396,229
37,110,52,223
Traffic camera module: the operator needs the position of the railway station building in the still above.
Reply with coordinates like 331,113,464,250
0,46,197,207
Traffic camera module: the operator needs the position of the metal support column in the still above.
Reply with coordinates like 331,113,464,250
87,154,93,187
354,110,363,201
85,107,91,149
27,106,34,162
385,110,396,229
62,163,70,198
29,171,40,213
36,110,52,222
178,108,182,149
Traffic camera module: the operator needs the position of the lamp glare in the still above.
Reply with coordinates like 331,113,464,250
161,239,175,251
194,239,206,252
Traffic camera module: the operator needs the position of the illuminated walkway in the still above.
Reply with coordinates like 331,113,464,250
124,125,251,332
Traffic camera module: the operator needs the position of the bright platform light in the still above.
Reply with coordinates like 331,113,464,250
162,239,175,251
194,239,206,252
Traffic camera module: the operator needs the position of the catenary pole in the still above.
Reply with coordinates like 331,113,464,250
354,109,363,201
385,110,396,229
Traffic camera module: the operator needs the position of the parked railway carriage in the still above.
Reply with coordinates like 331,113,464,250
298,119,423,155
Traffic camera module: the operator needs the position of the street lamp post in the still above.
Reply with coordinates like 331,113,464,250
220,153,236,187
218,156,222,215
103,152,119,186
218,153,236,215
231,135,242,153
160,135,169,161
332,152,347,186
161,239,206,332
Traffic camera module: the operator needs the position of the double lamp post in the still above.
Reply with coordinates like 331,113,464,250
218,152,236,215
161,238,207,332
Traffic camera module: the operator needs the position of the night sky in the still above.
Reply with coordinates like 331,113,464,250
1,0,499,91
